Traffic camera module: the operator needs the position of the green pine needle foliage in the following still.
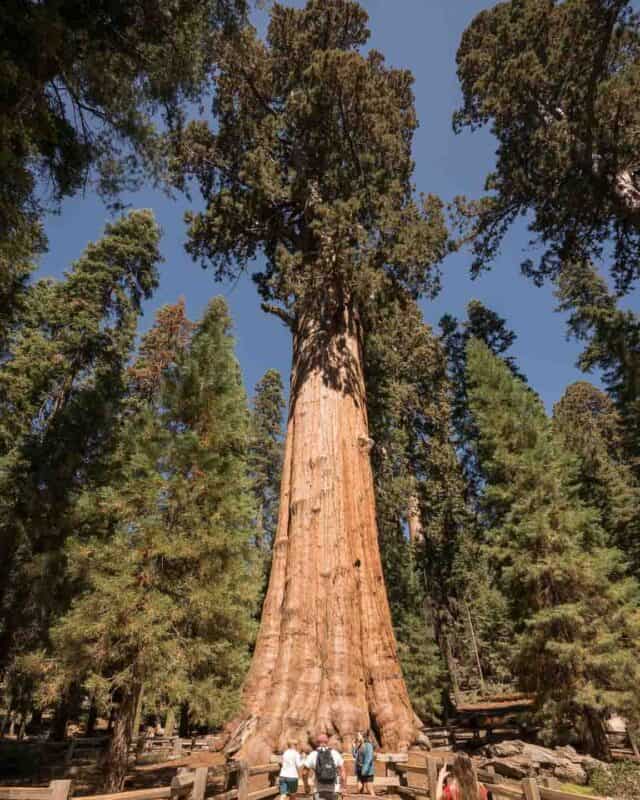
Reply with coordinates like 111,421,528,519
466,338,640,753
49,297,259,728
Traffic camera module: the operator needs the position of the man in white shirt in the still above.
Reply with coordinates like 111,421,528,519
303,734,345,800
279,740,304,800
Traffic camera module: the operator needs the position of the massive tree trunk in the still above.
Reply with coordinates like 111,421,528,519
234,298,420,762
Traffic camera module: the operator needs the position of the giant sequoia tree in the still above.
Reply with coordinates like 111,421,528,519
175,0,448,758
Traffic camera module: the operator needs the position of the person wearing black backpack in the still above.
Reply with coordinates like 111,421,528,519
303,733,345,800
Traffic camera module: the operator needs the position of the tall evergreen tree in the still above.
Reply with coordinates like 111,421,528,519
249,369,285,599
454,0,640,476
51,297,259,790
553,380,640,574
173,0,449,757
467,339,640,756
0,211,161,685
439,299,525,501
556,260,640,475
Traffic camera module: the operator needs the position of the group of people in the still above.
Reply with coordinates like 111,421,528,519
278,733,487,800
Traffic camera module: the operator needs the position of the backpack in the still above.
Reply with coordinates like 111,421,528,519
315,747,337,784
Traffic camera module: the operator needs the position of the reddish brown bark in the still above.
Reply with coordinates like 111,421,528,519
233,300,420,762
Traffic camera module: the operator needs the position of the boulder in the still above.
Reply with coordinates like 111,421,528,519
554,745,579,761
488,740,525,758
553,761,587,785
485,758,529,780
521,744,563,768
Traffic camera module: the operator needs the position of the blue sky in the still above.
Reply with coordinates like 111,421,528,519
38,0,639,411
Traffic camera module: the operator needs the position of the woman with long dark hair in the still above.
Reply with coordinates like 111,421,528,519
435,754,488,800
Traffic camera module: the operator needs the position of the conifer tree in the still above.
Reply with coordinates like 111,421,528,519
0,211,161,682
174,0,449,757
556,260,640,476
439,299,525,503
554,380,640,574
467,339,640,756
454,0,640,471
249,369,285,599
51,297,259,790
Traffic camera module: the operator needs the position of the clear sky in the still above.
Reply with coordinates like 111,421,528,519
38,0,639,411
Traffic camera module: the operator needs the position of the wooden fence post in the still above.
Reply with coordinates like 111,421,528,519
521,777,541,800
237,760,249,800
192,767,208,800
49,779,72,800
426,755,439,800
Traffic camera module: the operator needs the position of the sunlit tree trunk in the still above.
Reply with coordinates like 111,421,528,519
102,683,141,792
234,298,420,762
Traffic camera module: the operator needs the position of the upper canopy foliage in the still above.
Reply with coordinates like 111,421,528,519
0,0,248,240
455,0,640,291
175,0,449,323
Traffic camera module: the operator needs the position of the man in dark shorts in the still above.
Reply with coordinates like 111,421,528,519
304,734,345,800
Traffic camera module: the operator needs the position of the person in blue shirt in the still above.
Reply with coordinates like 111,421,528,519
352,732,375,796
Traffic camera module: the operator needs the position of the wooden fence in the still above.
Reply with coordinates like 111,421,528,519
0,749,618,800
391,752,612,800
0,760,279,800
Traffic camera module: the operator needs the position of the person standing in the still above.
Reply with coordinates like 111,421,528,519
279,740,304,800
436,754,488,800
352,732,375,795
304,733,345,800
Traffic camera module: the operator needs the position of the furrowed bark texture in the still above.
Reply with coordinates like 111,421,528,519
236,301,420,762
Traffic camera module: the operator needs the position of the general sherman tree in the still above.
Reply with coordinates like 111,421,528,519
175,0,448,758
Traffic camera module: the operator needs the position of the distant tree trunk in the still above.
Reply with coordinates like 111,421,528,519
51,686,78,741
86,699,98,736
233,299,420,761
179,702,190,739
25,708,42,735
164,708,176,737
464,602,486,695
582,707,611,761
407,495,424,545
102,683,142,792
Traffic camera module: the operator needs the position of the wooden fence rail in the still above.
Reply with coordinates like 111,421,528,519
0,757,280,800
0,749,616,800
393,754,612,800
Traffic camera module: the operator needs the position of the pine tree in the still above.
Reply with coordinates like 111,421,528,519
467,339,640,756
454,1,640,479
439,299,525,502
0,211,161,688
556,260,640,477
51,297,259,790
249,369,285,602
554,380,640,575
174,0,449,757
